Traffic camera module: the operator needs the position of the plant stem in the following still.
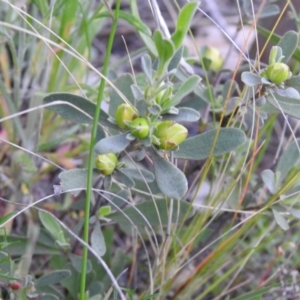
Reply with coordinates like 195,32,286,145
79,1,121,298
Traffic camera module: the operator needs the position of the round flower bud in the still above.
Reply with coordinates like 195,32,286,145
115,103,136,129
153,121,188,150
130,117,150,139
203,46,224,71
265,62,290,84
95,153,118,175
155,81,166,104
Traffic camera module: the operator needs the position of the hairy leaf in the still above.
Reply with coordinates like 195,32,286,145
150,148,188,199
174,128,246,160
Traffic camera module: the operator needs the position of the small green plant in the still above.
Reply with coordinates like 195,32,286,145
2,1,300,300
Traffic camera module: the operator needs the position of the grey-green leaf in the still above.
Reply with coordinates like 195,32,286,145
222,80,238,99
121,168,154,182
271,207,289,231
162,107,200,122
276,139,300,179
109,199,194,235
115,169,135,188
174,128,246,160
241,72,262,87
266,91,300,120
275,87,300,99
38,212,68,247
108,74,135,117
150,148,188,199
43,93,110,131
168,75,201,108
168,46,184,71
58,168,99,196
136,99,148,117
277,31,299,63
261,169,276,194
141,54,152,83
260,4,280,18
286,75,300,93
94,132,131,154
35,270,71,287
69,254,92,274
131,84,144,101
91,220,106,257
283,206,300,219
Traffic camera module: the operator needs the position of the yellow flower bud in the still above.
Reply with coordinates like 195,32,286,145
265,62,290,84
115,104,136,129
95,153,118,175
153,121,188,150
203,46,224,71
130,117,150,139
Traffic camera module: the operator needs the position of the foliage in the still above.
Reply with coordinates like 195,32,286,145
1,0,300,300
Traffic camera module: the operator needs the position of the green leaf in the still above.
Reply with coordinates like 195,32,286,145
94,132,131,154
153,30,175,76
130,1,158,56
261,169,276,194
283,206,300,219
222,80,238,99
286,75,300,93
150,148,188,199
271,206,289,231
109,74,136,117
136,99,148,117
257,27,300,62
38,125,80,152
162,107,200,122
98,205,111,217
266,91,300,119
88,282,103,298
58,168,99,196
121,168,155,182
141,54,153,83
276,139,300,179
0,251,12,279
0,235,60,256
69,254,92,274
260,4,280,18
131,84,144,101
91,220,106,257
43,93,108,136
241,72,262,87
168,46,184,71
277,31,299,63
115,169,135,188
174,128,246,160
0,212,16,227
171,2,199,49
38,212,69,248
35,270,71,287
110,199,194,235
167,75,201,109
97,11,151,36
